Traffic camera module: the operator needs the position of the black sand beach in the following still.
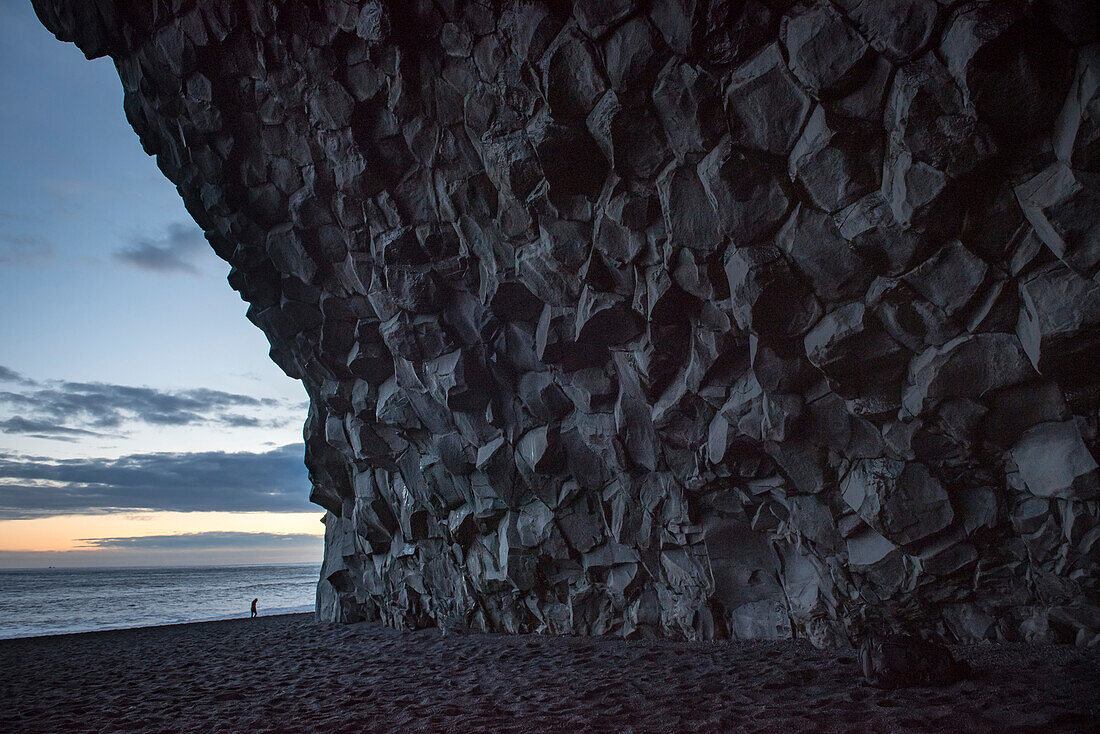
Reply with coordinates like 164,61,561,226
1,614,1097,733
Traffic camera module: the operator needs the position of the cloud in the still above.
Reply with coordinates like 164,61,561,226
0,417,102,440
78,531,322,550
0,380,294,434
0,443,312,519
0,366,32,384
0,233,54,265
112,222,207,274
221,414,262,428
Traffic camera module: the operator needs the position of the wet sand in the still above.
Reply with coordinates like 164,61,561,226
1,613,1097,733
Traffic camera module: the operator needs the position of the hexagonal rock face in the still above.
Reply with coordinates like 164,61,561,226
35,0,1100,644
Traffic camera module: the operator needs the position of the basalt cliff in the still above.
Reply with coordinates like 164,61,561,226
36,0,1100,645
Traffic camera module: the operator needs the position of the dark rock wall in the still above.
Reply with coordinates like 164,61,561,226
35,0,1100,644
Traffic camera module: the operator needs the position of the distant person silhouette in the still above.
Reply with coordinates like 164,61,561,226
251,598,258,618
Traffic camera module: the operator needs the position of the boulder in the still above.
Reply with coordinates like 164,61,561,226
835,193,930,276
1014,163,1100,277
542,30,608,117
789,106,881,213
848,0,937,62
858,635,970,689
842,459,954,546
699,137,790,244
903,333,1035,415
804,301,908,397
781,1,869,96
901,240,988,319
1011,421,1100,500
886,55,996,179
1053,45,1100,175
940,2,1072,141
726,43,813,156
573,0,634,39
846,526,897,567
652,59,725,158
657,162,724,256
1016,263,1100,381
724,244,822,340
776,205,872,304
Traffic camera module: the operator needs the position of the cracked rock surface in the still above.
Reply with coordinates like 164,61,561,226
35,0,1100,644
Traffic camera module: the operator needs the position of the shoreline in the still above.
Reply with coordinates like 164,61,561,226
0,611,314,642
2,615,1098,733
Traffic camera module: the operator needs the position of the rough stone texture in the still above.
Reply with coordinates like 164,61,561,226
34,0,1100,645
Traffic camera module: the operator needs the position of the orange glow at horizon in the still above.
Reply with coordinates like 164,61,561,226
0,511,325,552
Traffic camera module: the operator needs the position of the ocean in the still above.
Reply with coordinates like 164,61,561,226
0,563,319,639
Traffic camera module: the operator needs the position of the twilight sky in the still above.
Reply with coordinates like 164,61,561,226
0,0,323,567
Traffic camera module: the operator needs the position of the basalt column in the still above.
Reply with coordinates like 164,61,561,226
36,0,1100,644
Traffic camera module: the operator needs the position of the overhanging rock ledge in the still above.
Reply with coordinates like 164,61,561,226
35,0,1100,645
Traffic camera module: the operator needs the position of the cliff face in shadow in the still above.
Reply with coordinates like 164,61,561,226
35,0,1100,644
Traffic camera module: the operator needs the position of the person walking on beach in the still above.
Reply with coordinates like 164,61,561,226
251,598,258,618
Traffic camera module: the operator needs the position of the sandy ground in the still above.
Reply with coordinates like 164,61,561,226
0,614,1097,733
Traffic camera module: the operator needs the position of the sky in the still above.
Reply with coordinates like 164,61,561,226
0,0,323,567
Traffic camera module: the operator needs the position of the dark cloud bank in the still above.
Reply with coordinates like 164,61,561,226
0,443,311,519
0,417,101,439
0,366,31,384
0,367,298,438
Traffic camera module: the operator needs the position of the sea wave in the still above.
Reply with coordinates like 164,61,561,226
0,565,318,639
